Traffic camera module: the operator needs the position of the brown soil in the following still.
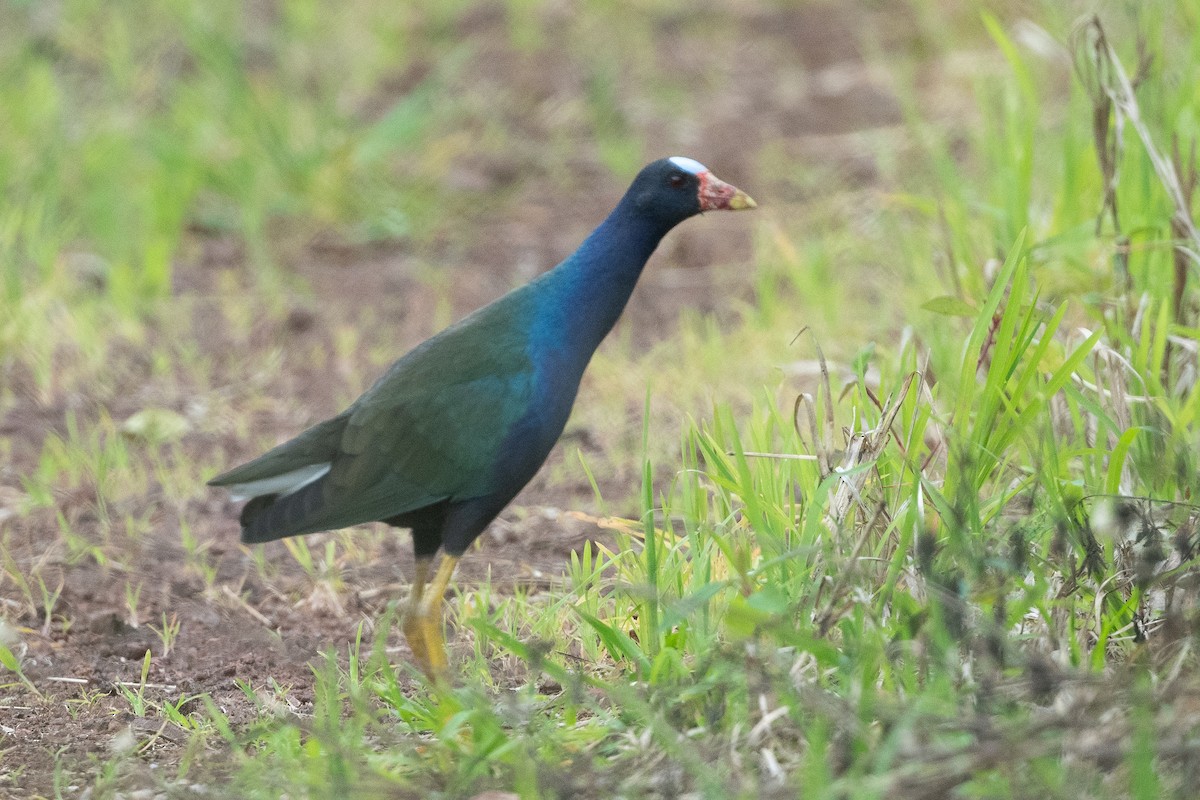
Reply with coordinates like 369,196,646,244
0,2,927,795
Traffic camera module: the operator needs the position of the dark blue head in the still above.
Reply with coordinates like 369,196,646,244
536,156,756,364
622,157,756,231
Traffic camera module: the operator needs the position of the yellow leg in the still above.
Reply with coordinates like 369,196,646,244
402,555,459,680
402,557,432,670
403,561,432,652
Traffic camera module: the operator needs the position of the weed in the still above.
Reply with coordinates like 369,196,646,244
150,612,182,658
123,581,143,630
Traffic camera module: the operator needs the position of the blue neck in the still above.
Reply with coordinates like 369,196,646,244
534,198,674,362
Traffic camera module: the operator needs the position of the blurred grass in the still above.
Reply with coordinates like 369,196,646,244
3,0,1200,798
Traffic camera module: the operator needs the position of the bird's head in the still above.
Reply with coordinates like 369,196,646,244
628,156,756,227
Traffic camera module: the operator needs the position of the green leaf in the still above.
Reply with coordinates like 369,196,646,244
724,594,774,639
921,295,978,316
746,585,790,615
1105,427,1144,495
577,611,651,674
0,642,21,673
661,581,728,630
0,640,42,698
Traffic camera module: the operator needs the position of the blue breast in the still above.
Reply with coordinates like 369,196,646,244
484,201,671,498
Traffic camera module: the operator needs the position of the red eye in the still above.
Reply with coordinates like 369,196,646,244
668,173,687,188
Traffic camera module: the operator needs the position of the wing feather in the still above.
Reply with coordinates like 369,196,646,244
212,285,541,537
207,412,350,487
286,297,537,530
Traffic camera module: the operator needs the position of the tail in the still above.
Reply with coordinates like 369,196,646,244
238,478,328,544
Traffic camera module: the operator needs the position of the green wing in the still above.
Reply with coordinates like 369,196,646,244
210,293,538,535
327,355,535,518
206,411,350,489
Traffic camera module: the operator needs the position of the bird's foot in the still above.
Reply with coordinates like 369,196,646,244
403,603,449,682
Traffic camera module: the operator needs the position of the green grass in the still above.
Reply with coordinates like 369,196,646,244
3,0,1200,797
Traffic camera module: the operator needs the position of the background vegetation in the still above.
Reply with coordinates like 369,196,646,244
2,0,1199,797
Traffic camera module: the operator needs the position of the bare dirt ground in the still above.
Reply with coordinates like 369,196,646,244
0,3,925,793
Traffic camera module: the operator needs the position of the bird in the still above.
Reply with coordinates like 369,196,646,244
208,157,756,679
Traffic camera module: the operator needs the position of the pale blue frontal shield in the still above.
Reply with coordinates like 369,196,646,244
668,156,708,175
